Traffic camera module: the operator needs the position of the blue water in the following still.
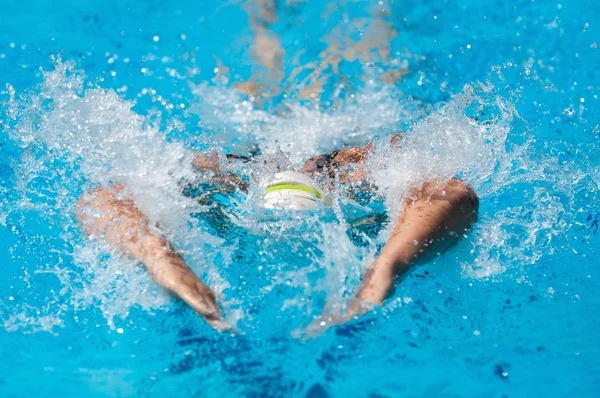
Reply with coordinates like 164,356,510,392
1,0,599,397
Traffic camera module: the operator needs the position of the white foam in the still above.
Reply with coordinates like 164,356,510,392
4,61,230,330
190,81,417,166
2,61,598,333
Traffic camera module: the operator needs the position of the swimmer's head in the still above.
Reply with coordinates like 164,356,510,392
261,171,331,211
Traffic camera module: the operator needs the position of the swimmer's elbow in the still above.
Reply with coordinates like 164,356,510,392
444,178,479,220
420,178,478,218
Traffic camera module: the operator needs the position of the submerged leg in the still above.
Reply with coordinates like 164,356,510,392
75,184,229,331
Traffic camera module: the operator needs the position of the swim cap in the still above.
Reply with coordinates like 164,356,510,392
261,171,331,210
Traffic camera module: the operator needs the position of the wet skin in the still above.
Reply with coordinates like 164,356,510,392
75,142,478,334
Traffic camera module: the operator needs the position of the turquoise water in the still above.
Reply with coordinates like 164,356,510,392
1,0,599,397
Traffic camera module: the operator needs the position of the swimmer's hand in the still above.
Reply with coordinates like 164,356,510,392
75,184,232,332
303,298,375,339
171,275,231,332
302,263,393,338
148,255,231,332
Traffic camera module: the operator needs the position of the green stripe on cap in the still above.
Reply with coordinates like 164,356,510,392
265,183,322,199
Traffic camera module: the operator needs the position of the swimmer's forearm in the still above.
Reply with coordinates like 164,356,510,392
144,246,228,329
356,257,409,307
355,204,443,306
353,241,415,308
356,179,478,306
307,180,477,337
76,184,228,331
130,239,229,330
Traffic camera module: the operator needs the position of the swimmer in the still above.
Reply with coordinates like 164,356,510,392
75,137,478,333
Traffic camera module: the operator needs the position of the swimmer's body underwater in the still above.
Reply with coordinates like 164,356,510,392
75,135,478,333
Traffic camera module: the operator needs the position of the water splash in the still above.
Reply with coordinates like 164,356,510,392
190,79,418,165
366,77,598,279
2,61,232,330
1,60,598,335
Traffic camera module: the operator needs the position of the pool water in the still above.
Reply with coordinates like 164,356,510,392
1,0,599,397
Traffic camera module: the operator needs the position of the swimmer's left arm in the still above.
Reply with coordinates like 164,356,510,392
356,179,478,305
308,178,478,335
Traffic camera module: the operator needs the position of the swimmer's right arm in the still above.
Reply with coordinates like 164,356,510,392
300,134,405,184
192,152,249,192
192,152,222,171
75,184,230,331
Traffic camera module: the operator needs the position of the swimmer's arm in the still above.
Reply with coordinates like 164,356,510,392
357,179,478,304
300,134,405,184
308,179,478,334
354,179,478,308
75,184,229,331
191,152,249,192
192,152,222,171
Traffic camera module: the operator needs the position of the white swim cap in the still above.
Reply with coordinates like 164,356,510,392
261,171,331,210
